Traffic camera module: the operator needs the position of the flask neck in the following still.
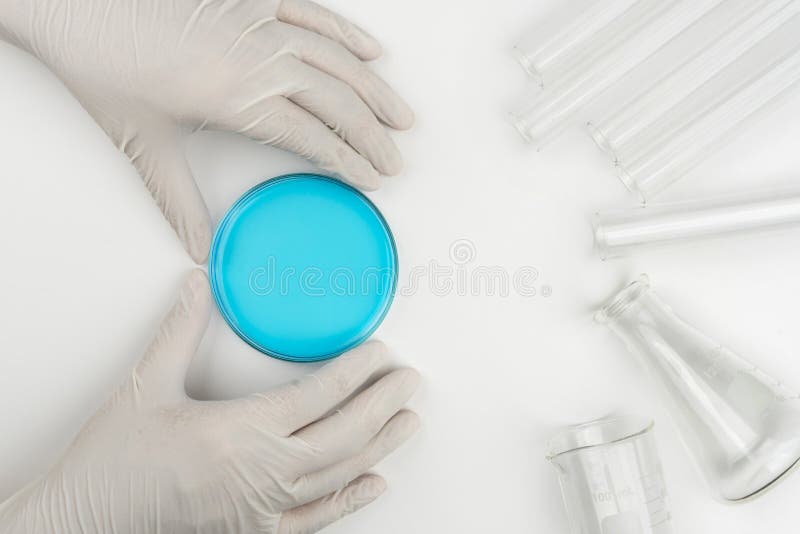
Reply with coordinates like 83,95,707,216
597,276,716,367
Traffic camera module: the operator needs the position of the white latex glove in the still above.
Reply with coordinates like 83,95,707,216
0,0,414,263
0,270,421,534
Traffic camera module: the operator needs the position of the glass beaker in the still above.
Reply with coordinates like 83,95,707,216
596,275,800,501
548,415,672,534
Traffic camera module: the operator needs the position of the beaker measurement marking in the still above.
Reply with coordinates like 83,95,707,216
592,487,636,503
642,475,665,501
644,494,665,505
641,479,662,489
604,464,622,511
650,514,672,528
703,346,728,378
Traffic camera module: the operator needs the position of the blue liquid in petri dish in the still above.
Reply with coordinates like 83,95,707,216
209,174,398,362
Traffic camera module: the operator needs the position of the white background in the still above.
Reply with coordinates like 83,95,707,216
2,0,800,532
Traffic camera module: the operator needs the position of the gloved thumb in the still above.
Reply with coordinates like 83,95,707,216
92,109,212,263
133,269,212,402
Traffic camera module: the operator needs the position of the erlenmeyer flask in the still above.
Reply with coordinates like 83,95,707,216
596,275,800,501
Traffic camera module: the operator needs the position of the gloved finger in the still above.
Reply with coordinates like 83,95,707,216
91,109,212,263
234,341,390,436
210,95,380,190
276,474,386,534
273,21,414,130
281,58,404,176
134,146,212,264
134,269,211,399
292,368,420,468
277,0,382,61
291,410,419,505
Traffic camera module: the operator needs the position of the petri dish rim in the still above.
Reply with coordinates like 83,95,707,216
208,173,399,363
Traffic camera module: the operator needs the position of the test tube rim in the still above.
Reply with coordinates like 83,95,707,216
586,120,621,163
512,45,546,87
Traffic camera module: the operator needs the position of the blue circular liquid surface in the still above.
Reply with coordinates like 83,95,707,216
209,174,397,362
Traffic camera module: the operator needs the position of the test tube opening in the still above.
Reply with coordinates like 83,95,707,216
587,121,620,163
512,45,545,88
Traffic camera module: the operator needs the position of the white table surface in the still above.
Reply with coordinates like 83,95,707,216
3,1,800,532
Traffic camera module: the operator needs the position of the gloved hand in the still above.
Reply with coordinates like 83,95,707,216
0,270,421,534
0,0,414,262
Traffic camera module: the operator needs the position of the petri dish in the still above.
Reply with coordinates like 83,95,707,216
209,174,398,362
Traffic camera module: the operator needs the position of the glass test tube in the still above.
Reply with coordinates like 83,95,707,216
513,0,638,88
614,14,800,201
588,0,800,164
511,0,726,149
593,186,800,259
